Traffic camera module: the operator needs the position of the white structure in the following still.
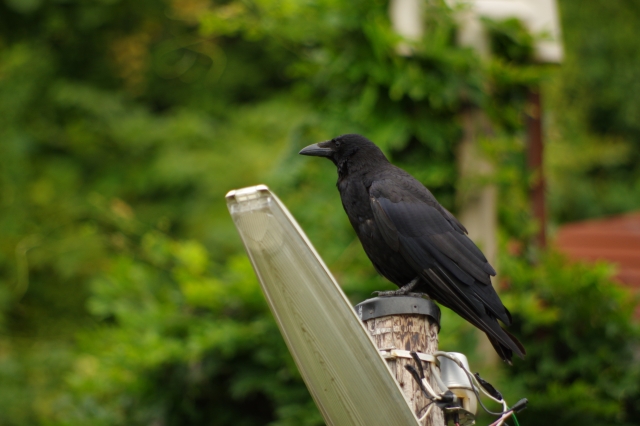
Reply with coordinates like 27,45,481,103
451,0,563,62
389,0,425,54
389,0,563,63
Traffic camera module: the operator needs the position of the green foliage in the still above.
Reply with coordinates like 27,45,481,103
547,0,640,222
483,18,534,64
502,252,640,425
64,234,322,426
1,0,639,425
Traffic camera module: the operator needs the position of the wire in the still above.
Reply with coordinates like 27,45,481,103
405,354,442,401
408,350,526,422
466,371,504,416
434,352,507,416
436,352,509,407
476,379,506,406
512,412,521,426
405,365,436,401
419,374,442,400
488,410,513,426
429,361,450,395
410,352,426,379
488,405,524,426
418,401,435,422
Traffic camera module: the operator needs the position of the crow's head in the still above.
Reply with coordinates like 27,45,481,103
299,134,388,171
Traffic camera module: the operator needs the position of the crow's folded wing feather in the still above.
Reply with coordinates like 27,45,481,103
369,181,511,326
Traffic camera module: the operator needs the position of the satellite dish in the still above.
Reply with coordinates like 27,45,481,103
226,185,421,426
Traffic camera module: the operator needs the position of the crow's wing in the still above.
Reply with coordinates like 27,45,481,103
369,183,525,361
369,181,511,326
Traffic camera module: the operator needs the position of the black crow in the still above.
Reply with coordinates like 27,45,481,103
299,134,525,363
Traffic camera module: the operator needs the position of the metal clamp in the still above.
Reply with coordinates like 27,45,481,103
379,349,437,364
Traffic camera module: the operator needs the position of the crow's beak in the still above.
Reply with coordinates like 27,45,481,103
299,141,334,158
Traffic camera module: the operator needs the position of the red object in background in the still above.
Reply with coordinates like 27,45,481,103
555,213,640,309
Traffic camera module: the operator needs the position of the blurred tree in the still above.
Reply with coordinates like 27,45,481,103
0,0,638,425
501,252,640,426
547,0,640,223
0,0,303,423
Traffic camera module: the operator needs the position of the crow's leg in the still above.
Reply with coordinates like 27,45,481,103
373,277,426,297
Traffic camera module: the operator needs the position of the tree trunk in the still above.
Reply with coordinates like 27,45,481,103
527,88,546,249
457,108,500,366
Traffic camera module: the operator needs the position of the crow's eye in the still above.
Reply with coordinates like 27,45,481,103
334,140,341,148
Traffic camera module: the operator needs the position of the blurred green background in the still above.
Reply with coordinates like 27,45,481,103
1,0,640,425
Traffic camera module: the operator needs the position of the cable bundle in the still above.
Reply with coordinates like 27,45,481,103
404,351,528,426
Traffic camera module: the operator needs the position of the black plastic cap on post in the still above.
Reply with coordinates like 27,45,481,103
355,296,441,330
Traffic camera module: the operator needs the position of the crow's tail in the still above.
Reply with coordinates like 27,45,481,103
422,268,526,363
486,328,526,365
